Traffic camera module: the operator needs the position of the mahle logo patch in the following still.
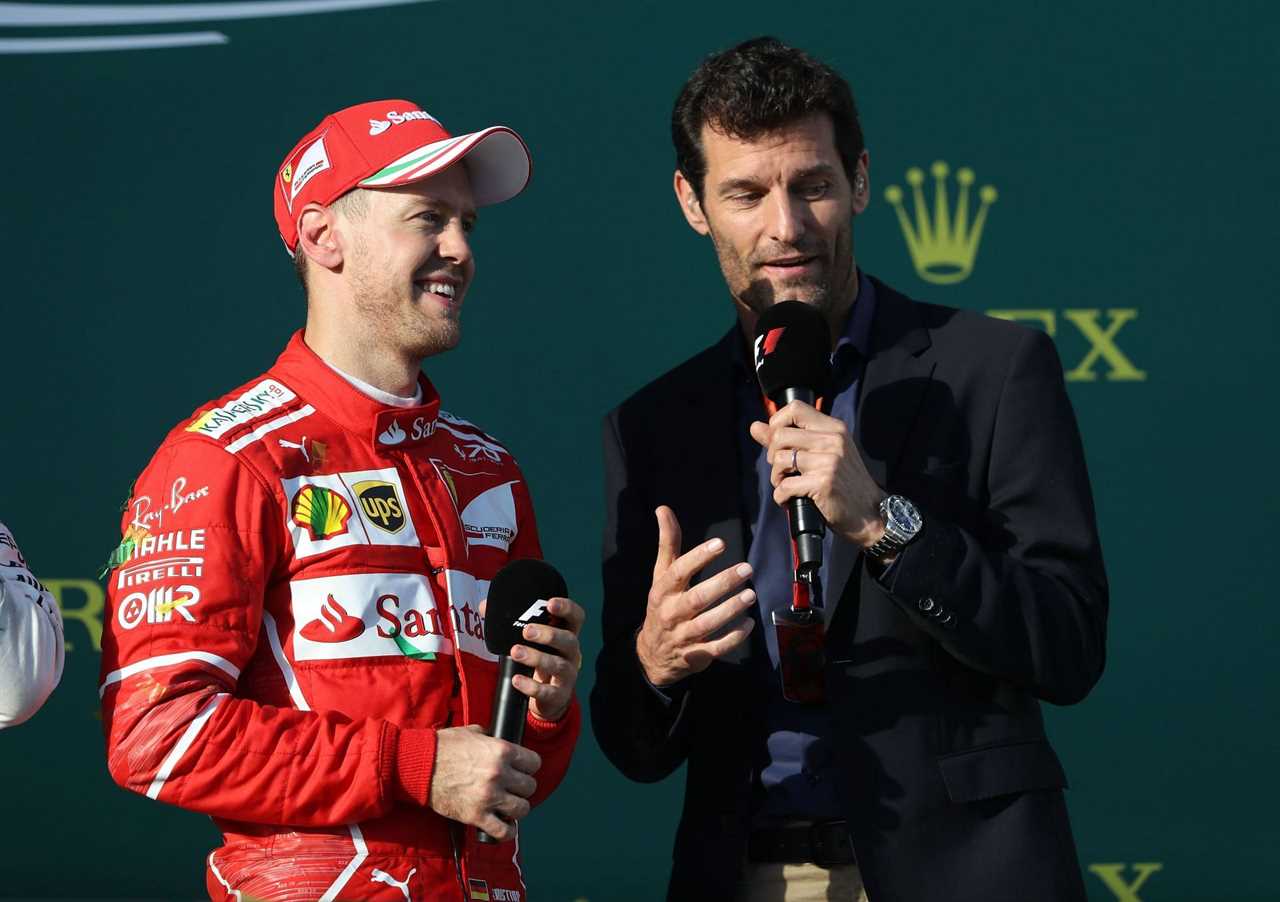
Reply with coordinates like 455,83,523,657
884,161,997,285
354,480,406,533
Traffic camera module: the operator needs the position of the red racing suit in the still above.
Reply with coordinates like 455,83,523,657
100,332,579,902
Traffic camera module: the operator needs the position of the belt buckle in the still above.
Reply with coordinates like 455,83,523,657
808,820,851,869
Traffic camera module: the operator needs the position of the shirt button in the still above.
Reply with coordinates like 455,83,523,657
917,597,936,613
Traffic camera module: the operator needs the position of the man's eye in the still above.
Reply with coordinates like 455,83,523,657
799,182,830,199
417,211,443,225
730,192,762,205
462,219,476,234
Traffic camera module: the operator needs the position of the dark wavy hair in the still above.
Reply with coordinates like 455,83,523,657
672,37,864,200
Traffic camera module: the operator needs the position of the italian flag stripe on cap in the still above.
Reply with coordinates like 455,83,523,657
362,136,466,185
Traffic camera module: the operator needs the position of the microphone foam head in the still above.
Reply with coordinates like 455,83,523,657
753,301,832,402
483,559,569,657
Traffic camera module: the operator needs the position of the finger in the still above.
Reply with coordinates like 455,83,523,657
501,767,538,799
478,598,487,619
511,647,574,684
664,536,728,591
695,617,756,659
771,449,831,488
494,792,533,820
774,473,820,506
545,597,586,635
653,506,682,578
506,744,542,775
769,400,844,433
764,427,838,464
685,588,757,640
749,420,771,447
478,813,515,842
518,623,579,663
514,673,571,713
682,561,753,617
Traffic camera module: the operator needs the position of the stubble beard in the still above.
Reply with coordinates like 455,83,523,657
711,220,857,324
348,239,461,361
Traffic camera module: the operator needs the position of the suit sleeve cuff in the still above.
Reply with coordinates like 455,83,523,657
632,627,689,707
384,724,436,807
526,694,582,740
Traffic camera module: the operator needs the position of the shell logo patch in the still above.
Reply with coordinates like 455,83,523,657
291,485,352,540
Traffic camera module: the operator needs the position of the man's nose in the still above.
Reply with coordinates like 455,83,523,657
765,191,807,245
438,221,473,267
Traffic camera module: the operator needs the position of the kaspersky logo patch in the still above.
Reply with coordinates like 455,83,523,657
187,379,297,440
290,572,449,662
884,161,997,285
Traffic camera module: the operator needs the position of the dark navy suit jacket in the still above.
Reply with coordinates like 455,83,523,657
591,277,1108,902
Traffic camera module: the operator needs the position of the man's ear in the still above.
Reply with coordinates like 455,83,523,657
673,170,710,236
851,149,871,217
296,203,344,272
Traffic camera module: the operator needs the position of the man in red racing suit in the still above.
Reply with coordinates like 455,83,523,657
100,100,583,901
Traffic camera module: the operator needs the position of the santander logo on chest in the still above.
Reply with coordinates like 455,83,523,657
374,402,439,453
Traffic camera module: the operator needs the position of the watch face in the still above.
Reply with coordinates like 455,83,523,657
888,496,922,534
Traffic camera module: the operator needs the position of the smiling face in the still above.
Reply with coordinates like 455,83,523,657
342,165,477,360
675,113,868,335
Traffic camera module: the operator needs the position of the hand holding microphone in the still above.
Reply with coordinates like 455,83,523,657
749,301,887,552
474,559,584,843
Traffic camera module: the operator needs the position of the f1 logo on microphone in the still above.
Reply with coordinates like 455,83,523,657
753,326,786,369
515,599,550,627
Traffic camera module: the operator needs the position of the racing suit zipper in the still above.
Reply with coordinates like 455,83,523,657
399,453,479,901
449,822,468,902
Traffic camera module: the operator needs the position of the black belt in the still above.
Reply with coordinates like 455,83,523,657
747,819,856,868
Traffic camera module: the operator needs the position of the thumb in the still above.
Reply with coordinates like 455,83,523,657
748,420,770,448
652,505,682,579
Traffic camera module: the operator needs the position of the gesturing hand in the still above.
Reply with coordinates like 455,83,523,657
748,400,886,548
635,505,756,688
429,724,542,842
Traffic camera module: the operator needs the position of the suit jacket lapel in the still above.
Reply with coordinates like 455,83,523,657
827,279,935,649
678,326,748,566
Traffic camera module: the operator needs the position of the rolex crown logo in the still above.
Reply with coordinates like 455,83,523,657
884,161,997,285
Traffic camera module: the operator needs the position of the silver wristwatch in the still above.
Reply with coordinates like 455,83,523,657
865,495,923,561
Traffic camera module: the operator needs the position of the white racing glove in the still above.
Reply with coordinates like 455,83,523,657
0,522,64,729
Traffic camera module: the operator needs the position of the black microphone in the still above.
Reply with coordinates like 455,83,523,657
753,301,833,579
477,558,568,843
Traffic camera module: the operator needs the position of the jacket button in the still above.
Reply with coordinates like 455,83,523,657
917,597,935,613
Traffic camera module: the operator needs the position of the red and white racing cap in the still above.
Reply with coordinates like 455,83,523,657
273,99,531,254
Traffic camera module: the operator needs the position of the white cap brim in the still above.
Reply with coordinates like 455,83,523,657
358,125,531,206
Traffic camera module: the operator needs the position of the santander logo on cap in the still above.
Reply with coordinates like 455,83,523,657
368,109,441,137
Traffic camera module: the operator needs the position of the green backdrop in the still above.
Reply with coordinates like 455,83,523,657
2,1,1277,899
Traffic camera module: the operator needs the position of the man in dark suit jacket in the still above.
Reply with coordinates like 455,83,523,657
591,37,1108,902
